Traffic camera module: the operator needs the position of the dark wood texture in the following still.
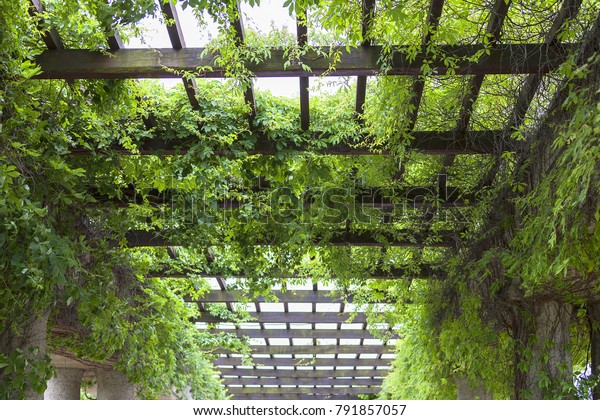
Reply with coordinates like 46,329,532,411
34,44,576,79
125,229,459,248
213,357,392,367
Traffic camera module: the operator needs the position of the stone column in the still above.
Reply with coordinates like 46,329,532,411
44,367,84,400
525,300,572,399
96,369,135,400
455,376,492,400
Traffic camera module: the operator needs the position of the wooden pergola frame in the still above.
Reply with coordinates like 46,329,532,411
28,0,587,400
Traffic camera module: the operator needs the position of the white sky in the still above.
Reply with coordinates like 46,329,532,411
125,0,350,97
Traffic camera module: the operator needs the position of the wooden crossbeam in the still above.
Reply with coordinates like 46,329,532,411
406,0,445,130
227,386,380,395
106,31,124,50
68,129,510,155
215,345,394,355
455,0,510,136
222,377,383,386
95,185,474,210
29,0,64,50
205,328,396,340
160,0,200,109
213,357,391,367
230,393,361,400
191,289,393,303
196,312,374,324
480,0,583,188
156,265,443,281
125,229,458,248
506,0,582,131
232,2,256,122
216,368,388,378
355,0,376,116
439,0,511,180
297,10,309,131
34,44,576,79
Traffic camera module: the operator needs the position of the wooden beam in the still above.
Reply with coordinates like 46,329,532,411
222,377,383,386
507,0,582,131
297,11,309,131
29,0,64,50
230,393,361,400
156,265,443,281
106,31,124,50
34,44,576,79
93,184,475,210
406,0,445,130
217,368,388,378
160,0,200,110
125,229,459,248
208,328,395,340
232,2,256,122
227,386,380,395
196,312,373,324
213,357,391,367
440,0,511,179
215,345,394,355
68,129,511,155
160,0,185,49
480,0,583,188
355,0,375,116
454,0,511,137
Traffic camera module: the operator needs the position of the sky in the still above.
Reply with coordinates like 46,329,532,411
125,0,350,97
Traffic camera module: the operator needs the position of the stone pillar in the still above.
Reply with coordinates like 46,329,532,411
96,369,135,400
455,376,492,400
588,302,600,400
525,300,572,399
44,367,84,400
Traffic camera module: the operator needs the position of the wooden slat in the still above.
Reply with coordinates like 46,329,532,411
160,0,201,109
94,184,474,210
29,0,64,50
506,0,582,130
207,328,394,340
297,10,309,130
213,357,391,367
34,44,576,79
355,0,376,115
406,0,445,130
232,2,256,122
125,229,458,248
222,377,383,386
227,386,380,395
196,312,372,324
454,0,510,137
157,265,443,281
68,129,511,155
217,368,388,378
160,0,185,49
230,393,361,400
215,345,394,355
106,31,124,50
438,0,511,182
480,0,583,187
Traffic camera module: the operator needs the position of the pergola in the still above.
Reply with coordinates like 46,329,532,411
28,0,589,400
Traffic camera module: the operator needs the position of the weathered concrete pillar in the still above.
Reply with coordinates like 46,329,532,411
588,301,600,400
456,377,492,400
0,311,50,399
44,367,84,400
525,300,573,399
96,369,135,400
